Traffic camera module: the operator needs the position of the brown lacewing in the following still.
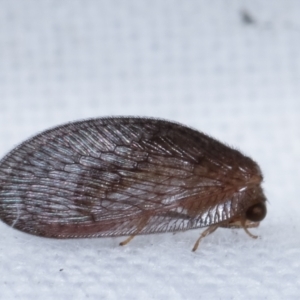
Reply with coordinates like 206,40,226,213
0,117,267,251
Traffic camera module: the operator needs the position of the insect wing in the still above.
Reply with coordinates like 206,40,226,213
0,118,260,238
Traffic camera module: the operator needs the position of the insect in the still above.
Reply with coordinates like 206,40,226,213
0,117,267,251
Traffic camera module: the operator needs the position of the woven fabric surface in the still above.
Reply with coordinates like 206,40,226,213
0,1,299,299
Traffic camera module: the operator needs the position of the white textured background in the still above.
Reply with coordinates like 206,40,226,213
0,1,299,299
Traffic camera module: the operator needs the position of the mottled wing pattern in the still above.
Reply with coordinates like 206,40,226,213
0,118,260,238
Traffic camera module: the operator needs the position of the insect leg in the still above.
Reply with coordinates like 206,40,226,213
119,215,150,246
241,219,258,239
192,225,219,252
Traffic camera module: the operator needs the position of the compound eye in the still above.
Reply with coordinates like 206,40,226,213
245,202,267,222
